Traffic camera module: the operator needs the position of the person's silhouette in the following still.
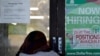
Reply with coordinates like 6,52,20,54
16,31,59,56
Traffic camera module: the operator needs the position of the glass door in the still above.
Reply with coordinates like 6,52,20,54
50,0,65,56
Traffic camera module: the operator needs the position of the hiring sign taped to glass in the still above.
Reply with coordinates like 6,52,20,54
65,0,100,56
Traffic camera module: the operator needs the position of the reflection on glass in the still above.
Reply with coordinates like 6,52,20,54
8,0,49,56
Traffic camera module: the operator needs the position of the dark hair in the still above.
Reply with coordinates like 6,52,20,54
16,31,51,56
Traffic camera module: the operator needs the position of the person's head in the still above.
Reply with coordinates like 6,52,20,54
16,31,50,56
25,31,47,46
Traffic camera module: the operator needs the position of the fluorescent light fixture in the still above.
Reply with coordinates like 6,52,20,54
30,7,39,11
12,23,17,25
30,16,44,19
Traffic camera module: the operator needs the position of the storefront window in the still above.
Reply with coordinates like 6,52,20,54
0,0,49,56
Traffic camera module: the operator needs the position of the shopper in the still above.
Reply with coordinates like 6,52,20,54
16,31,59,56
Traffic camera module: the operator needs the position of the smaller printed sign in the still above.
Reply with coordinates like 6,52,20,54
73,28,100,49
0,0,30,23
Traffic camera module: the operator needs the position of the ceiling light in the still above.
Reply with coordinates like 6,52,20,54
12,23,17,25
30,16,44,19
30,7,39,11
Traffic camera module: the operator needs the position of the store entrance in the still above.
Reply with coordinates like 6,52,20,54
50,0,65,56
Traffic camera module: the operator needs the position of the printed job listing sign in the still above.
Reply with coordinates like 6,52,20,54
0,0,30,23
65,0,100,56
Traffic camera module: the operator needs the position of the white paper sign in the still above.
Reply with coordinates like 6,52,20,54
0,0,30,23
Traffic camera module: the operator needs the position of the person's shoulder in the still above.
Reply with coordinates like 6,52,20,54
19,53,29,56
32,50,59,56
19,51,59,56
19,52,35,56
49,50,59,56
